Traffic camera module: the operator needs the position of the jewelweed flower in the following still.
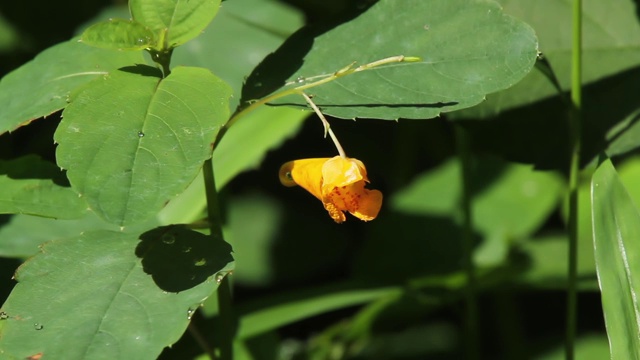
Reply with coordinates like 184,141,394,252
279,156,383,223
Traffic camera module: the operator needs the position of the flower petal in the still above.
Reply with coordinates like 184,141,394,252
279,158,329,200
351,188,383,221
324,181,382,222
322,156,367,190
280,156,382,223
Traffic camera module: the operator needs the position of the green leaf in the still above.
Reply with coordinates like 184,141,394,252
54,66,232,226
80,19,156,50
0,213,119,258
237,283,400,339
0,38,144,134
0,155,87,219
172,0,304,111
392,156,562,262
129,0,221,47
514,235,598,290
453,0,640,119
244,0,538,120
0,230,229,359
591,158,640,359
536,335,612,360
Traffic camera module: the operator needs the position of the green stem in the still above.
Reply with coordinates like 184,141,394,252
202,159,234,360
224,55,421,131
149,48,173,78
566,0,582,358
454,123,479,360
188,322,217,360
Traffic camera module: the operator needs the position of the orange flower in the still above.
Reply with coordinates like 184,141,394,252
279,156,383,223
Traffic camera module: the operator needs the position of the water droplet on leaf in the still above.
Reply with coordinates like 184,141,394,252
182,246,192,253
138,131,145,138
34,323,44,330
0,311,8,320
161,233,175,244
194,258,206,266
215,273,225,284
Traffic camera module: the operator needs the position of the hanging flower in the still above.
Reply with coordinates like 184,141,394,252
279,156,383,223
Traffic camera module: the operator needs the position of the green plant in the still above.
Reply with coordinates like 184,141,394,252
1,0,640,359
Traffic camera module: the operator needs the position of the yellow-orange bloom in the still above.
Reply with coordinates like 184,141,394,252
279,156,383,223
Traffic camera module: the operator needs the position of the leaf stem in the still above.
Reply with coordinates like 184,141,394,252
301,92,347,158
566,0,582,358
224,55,421,131
202,159,234,360
454,123,479,360
149,48,173,77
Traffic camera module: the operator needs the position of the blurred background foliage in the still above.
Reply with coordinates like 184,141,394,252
2,0,640,359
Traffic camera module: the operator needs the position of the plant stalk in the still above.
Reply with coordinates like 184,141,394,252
566,0,582,358
202,158,234,360
454,123,479,360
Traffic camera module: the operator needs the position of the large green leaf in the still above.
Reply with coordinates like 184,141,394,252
243,0,538,120
0,156,87,219
0,230,230,360
80,19,156,50
0,38,144,134
0,213,118,258
129,0,221,47
454,0,640,119
591,158,640,359
55,66,232,226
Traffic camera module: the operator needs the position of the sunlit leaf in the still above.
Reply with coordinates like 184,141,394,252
0,38,144,134
244,0,538,120
0,230,229,359
454,0,640,119
129,0,221,47
591,158,640,359
80,19,156,50
55,66,232,226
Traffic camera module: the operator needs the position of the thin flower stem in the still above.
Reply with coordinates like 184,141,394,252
454,123,479,360
301,92,347,158
566,0,582,358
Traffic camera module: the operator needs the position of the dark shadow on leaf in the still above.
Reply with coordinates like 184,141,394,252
240,26,318,105
136,225,233,292
118,64,163,78
239,2,376,111
0,155,70,187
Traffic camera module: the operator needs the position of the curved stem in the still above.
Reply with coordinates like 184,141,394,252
202,159,234,360
223,55,421,132
566,0,582,358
